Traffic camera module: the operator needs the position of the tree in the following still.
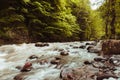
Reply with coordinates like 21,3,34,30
70,0,104,40
0,0,106,43
99,0,120,39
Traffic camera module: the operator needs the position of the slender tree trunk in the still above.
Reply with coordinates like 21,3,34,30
105,0,110,39
110,0,116,39
105,21,108,38
110,13,116,39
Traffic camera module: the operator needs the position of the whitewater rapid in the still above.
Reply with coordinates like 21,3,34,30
0,41,119,80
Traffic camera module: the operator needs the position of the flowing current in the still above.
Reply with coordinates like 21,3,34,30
0,41,118,80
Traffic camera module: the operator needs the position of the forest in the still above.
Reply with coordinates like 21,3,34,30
1,0,120,80
0,0,120,44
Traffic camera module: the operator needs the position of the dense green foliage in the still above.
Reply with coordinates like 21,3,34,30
70,0,104,40
0,0,113,43
99,0,120,39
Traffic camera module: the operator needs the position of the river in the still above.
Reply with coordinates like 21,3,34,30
0,41,119,80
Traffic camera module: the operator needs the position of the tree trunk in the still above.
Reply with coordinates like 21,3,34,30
105,20,109,38
110,14,116,39
110,0,116,39
105,0,110,39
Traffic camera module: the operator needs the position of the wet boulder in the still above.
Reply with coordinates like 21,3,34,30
55,57,61,60
39,59,48,65
60,66,97,80
14,74,24,80
14,72,33,80
87,45,101,53
58,49,64,52
96,74,118,80
101,40,120,55
109,58,120,66
94,57,107,62
35,42,49,47
87,45,94,50
79,45,86,49
86,43,92,45
21,62,32,72
84,60,92,65
51,57,61,65
28,55,38,59
60,51,69,56
92,62,105,68
60,68,75,80
73,46,79,49
88,48,101,53
86,42,97,46
50,60,60,65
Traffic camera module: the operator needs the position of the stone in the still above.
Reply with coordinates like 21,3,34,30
94,57,107,62
109,58,120,66
14,75,24,80
79,45,86,49
28,55,38,59
60,68,74,80
86,42,96,46
87,45,94,50
35,42,49,47
84,60,92,65
13,72,32,80
73,46,79,49
60,66,97,80
39,59,48,65
96,74,118,80
50,60,60,65
21,62,32,72
86,43,92,45
55,57,61,60
88,48,101,53
60,51,69,56
101,40,120,55
58,49,64,52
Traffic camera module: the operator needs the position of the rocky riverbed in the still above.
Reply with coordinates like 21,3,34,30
0,41,120,80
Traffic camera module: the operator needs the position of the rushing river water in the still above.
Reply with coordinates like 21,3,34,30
0,41,119,80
